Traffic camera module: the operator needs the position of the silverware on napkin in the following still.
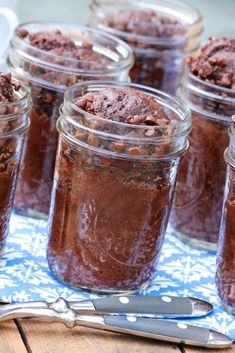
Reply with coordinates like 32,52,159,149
0,296,232,349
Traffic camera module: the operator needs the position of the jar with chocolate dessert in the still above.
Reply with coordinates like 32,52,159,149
47,81,191,293
0,73,31,255
90,0,203,95
170,37,235,252
7,22,133,219
216,118,235,314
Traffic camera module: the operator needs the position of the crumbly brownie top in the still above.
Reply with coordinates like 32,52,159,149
107,10,183,38
189,37,235,89
0,73,20,103
76,87,170,125
18,29,109,64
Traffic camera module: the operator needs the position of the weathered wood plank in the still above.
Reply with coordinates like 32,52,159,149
182,344,235,353
19,320,182,353
0,321,28,353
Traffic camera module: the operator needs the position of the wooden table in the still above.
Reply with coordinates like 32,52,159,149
1,319,234,353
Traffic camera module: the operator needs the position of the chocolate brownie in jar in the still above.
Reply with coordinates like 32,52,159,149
47,81,191,293
216,118,235,314
8,22,133,218
0,73,31,255
90,0,202,95
170,37,235,251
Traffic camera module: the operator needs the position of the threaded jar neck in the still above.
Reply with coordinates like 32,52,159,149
58,81,191,161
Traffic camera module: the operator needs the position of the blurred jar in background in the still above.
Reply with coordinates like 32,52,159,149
90,0,203,95
170,37,235,251
0,73,31,256
216,118,235,314
8,21,133,218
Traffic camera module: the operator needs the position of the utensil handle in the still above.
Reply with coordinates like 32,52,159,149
78,295,212,318
92,295,193,316
104,316,208,342
98,316,231,349
76,315,232,349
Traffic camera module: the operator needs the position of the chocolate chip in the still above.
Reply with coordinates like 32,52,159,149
87,132,99,147
128,147,141,155
86,101,93,111
101,156,112,166
76,98,87,109
145,116,157,125
127,115,142,124
113,141,125,152
84,93,94,102
17,28,29,38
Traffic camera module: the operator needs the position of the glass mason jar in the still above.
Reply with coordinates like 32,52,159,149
0,78,31,255
47,81,191,293
170,68,235,251
216,121,235,314
7,21,133,219
90,0,203,95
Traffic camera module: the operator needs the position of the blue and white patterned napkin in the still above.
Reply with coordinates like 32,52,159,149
0,213,235,339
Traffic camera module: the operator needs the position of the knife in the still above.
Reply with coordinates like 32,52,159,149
0,295,213,318
0,300,232,349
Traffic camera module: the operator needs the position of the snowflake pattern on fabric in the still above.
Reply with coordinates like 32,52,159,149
0,213,235,338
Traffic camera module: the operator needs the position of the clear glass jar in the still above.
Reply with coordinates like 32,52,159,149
216,121,235,314
0,78,31,255
7,21,133,218
170,68,235,251
47,81,191,293
90,0,203,95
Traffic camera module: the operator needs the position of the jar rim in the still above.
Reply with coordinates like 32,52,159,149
12,21,134,75
91,0,203,46
180,66,235,123
63,80,191,135
184,67,235,100
59,81,191,161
